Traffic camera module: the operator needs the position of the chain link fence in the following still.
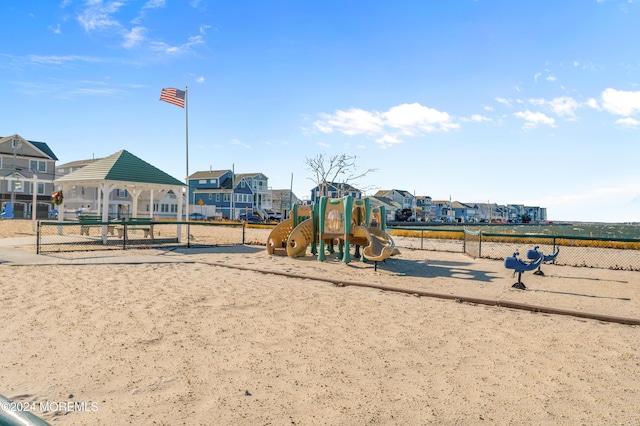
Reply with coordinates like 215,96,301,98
35,222,640,270
36,220,252,258
462,230,640,271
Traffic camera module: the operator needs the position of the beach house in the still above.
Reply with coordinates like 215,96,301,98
0,134,58,219
188,170,274,220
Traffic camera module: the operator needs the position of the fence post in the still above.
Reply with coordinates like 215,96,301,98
242,222,246,244
421,229,424,250
479,231,482,258
36,221,40,254
462,229,465,254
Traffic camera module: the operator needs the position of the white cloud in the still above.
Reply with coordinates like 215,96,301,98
382,103,459,133
231,138,250,149
313,103,458,148
460,114,491,123
586,98,600,110
123,26,146,48
514,110,555,129
316,142,331,148
546,75,557,82
149,35,204,55
615,117,639,128
534,72,541,83
143,0,166,9
195,76,205,83
601,88,640,116
528,96,581,119
77,1,124,32
494,97,511,107
315,108,383,136
375,134,402,149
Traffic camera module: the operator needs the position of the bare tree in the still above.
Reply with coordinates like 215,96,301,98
305,153,377,199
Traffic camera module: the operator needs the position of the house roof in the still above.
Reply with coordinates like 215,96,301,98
190,170,230,180
56,158,102,170
0,134,58,160
375,189,413,198
30,141,59,161
54,149,184,187
235,172,268,181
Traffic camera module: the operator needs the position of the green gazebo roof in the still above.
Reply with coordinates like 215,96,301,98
55,150,184,187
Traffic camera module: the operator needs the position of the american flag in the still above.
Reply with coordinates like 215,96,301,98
160,88,185,108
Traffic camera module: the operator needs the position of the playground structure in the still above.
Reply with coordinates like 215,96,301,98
267,196,399,268
504,251,544,290
526,245,560,276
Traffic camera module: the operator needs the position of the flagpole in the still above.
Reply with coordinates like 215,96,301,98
185,86,189,222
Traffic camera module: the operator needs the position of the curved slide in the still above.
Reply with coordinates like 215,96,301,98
286,218,315,258
352,226,400,262
266,218,294,255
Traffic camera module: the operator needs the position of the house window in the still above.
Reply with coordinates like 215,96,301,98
36,182,46,195
10,180,23,193
212,179,217,185
199,179,207,184
116,189,128,197
216,194,219,202
208,193,212,200
241,181,245,188
30,160,46,172
223,193,230,202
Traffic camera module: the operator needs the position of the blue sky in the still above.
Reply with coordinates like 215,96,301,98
1,0,639,223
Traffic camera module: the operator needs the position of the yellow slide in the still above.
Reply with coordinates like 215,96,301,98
352,226,400,262
286,218,315,257
266,218,294,255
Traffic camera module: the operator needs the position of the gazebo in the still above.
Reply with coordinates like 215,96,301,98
53,149,186,241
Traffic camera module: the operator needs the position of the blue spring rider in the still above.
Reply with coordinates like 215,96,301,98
526,245,560,276
504,251,543,290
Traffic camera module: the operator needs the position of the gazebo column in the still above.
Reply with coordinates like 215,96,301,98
100,182,116,244
128,188,142,218
149,190,155,219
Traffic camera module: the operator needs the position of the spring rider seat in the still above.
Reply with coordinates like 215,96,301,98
504,251,543,290
526,245,560,276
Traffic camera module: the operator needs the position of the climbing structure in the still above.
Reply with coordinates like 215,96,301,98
266,195,399,265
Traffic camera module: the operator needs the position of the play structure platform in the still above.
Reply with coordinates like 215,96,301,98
267,196,399,268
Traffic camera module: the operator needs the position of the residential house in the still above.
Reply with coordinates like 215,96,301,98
189,170,273,220
1,134,58,219
415,196,434,221
431,200,455,222
309,182,362,204
235,173,271,218
271,189,301,219
190,170,233,219
450,201,478,223
375,189,416,220
368,196,400,223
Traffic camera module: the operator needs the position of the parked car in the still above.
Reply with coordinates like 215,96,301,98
239,213,263,222
266,211,282,221
189,212,208,220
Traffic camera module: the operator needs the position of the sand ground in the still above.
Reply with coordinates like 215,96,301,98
1,220,639,425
